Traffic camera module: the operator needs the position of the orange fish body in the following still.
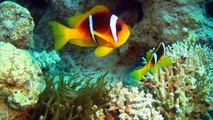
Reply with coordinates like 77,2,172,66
49,5,130,57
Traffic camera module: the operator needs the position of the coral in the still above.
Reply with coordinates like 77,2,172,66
0,42,42,119
30,50,61,69
107,82,164,120
0,1,34,49
28,73,111,120
140,36,213,119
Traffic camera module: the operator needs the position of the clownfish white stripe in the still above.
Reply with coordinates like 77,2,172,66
162,42,165,55
153,52,157,64
110,14,118,43
89,15,97,44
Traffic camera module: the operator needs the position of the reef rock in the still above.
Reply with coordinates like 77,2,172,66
0,42,42,119
0,1,34,49
47,0,96,21
128,0,213,53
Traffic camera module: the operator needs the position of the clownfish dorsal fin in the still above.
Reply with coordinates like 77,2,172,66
89,5,109,14
94,46,114,57
68,12,89,27
154,42,163,53
92,30,111,42
68,5,109,28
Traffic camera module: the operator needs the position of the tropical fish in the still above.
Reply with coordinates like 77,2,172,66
49,5,130,57
131,42,172,84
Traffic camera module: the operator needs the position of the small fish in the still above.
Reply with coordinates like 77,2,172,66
49,5,130,57
131,42,172,84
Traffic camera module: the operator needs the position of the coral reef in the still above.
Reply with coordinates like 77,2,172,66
1,0,211,119
30,50,61,69
107,82,164,120
0,1,34,49
140,35,213,119
28,73,111,120
0,42,42,119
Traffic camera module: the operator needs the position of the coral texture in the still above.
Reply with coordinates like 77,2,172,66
0,1,34,49
108,82,164,120
140,35,213,119
30,50,61,69
0,42,42,119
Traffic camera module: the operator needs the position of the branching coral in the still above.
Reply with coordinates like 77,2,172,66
140,38,213,119
28,73,111,120
107,82,164,120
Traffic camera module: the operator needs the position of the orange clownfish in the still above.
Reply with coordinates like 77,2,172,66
49,5,130,57
131,42,172,84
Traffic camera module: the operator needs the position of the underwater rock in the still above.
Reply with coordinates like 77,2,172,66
33,9,55,50
0,1,34,49
126,0,213,59
47,0,97,21
0,42,42,119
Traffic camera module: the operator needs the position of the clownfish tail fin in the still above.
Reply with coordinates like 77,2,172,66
49,21,73,50
131,68,143,83
131,66,149,84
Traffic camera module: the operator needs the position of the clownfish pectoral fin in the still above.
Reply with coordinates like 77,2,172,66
68,13,89,27
49,21,73,50
94,46,114,57
92,30,111,42
158,56,172,67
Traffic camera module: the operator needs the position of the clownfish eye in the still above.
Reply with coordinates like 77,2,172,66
116,24,122,32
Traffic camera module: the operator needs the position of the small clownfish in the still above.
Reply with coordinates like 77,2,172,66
131,42,172,84
49,5,130,57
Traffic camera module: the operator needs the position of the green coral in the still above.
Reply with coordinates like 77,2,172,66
28,73,111,120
